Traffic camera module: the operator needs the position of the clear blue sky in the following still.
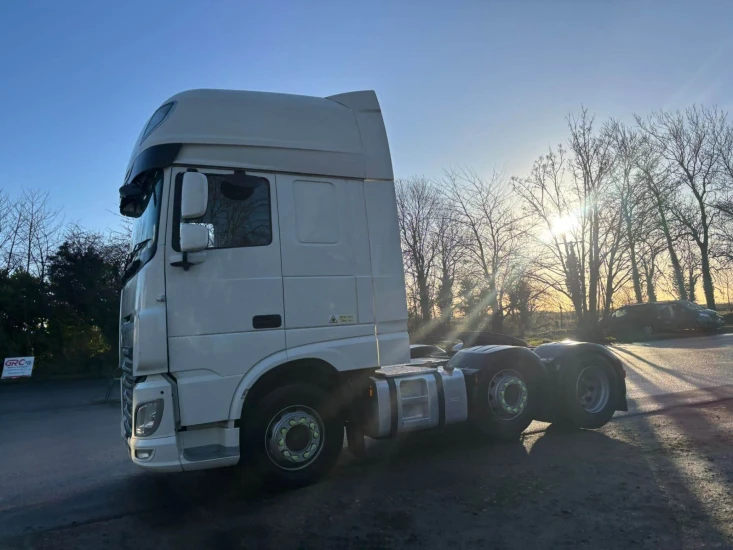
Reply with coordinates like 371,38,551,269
1,0,732,232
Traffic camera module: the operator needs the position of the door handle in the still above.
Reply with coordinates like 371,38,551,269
253,315,282,329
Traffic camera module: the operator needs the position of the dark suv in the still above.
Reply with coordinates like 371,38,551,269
603,300,724,338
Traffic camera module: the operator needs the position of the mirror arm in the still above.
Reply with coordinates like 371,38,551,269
170,252,195,271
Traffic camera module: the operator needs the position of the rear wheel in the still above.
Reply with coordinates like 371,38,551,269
556,355,618,429
471,365,537,440
240,384,344,488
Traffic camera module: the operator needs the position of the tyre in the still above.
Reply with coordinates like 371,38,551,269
556,354,618,429
470,363,538,440
642,324,654,338
240,384,344,488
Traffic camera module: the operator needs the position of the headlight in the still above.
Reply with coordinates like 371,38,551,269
135,399,164,437
697,312,709,319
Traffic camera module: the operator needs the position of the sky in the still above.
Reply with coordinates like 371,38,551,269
1,0,732,232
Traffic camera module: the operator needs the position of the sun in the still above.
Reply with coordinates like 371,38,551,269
548,212,580,238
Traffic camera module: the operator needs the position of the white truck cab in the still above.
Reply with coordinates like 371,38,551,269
119,89,626,487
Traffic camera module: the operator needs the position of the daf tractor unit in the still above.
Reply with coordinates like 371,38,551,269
118,89,627,487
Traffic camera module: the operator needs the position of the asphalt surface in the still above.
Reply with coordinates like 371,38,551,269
1,334,732,544
613,333,733,413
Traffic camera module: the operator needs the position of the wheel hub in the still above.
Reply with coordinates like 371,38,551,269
285,424,311,451
488,370,528,420
576,366,610,414
266,407,324,471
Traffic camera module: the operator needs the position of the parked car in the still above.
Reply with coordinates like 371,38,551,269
410,332,529,361
408,344,449,362
602,300,724,338
447,331,529,356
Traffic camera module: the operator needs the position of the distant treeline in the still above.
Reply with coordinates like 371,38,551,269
398,105,733,340
0,189,126,378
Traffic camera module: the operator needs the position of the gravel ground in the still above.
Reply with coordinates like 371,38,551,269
4,399,732,550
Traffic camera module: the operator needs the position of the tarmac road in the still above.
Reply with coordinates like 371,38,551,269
1,334,732,547
612,333,733,413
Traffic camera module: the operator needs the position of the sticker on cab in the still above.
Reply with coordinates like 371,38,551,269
327,314,356,325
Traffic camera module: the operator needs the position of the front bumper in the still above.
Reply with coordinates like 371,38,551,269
127,434,183,472
123,375,240,472
126,432,241,472
697,316,725,329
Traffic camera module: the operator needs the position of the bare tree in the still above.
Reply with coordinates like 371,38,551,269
0,189,63,278
638,231,666,302
0,190,15,271
679,237,701,303
634,137,688,300
608,120,645,303
444,167,527,332
599,198,629,317
433,203,465,322
105,217,133,275
714,205,733,264
0,191,24,273
567,108,615,330
396,177,441,322
506,275,548,337
713,116,733,264
715,110,733,187
394,103,733,338
714,259,733,312
513,145,588,323
636,106,725,309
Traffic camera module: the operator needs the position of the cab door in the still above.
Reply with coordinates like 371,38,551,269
275,174,378,370
164,168,285,425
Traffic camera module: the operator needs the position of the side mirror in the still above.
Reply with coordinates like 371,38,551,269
179,223,210,252
119,184,145,217
181,172,208,219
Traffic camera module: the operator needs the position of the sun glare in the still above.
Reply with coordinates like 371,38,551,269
548,213,580,238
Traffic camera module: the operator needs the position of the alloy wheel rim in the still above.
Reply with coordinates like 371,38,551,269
487,369,529,421
576,366,610,414
265,406,325,471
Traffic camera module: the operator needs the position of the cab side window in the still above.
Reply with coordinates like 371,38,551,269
176,172,272,250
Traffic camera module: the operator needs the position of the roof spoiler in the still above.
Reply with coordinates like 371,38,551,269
327,91,393,180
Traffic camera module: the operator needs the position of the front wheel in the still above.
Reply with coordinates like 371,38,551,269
240,384,344,488
556,355,618,429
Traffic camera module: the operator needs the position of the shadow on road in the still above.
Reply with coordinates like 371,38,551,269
609,355,733,546
6,416,732,549
616,332,733,349
612,345,733,414
614,345,701,386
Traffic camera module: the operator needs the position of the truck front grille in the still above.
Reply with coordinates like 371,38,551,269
121,359,134,437
120,320,135,438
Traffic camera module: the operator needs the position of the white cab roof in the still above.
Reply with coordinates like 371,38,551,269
127,89,393,181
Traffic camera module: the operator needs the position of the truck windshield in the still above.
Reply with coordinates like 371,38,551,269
128,170,163,268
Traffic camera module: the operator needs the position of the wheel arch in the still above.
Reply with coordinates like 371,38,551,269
229,357,343,422
450,345,553,420
533,341,628,413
